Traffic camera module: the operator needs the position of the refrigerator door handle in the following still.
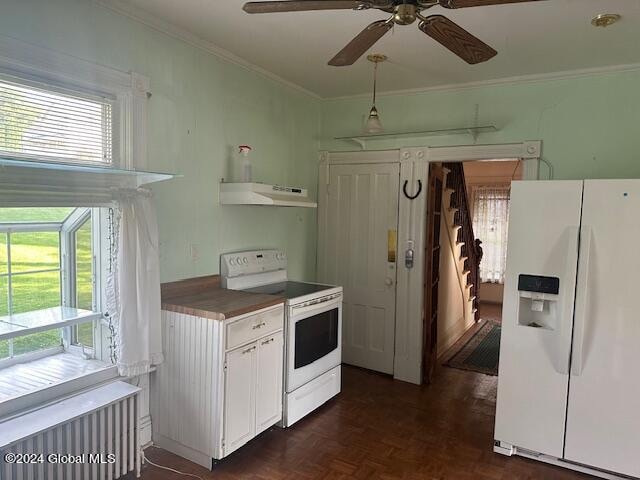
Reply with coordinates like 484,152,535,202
557,225,580,375
571,225,592,377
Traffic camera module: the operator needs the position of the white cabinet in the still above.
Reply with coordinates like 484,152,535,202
152,304,284,469
223,332,284,455
223,343,257,455
255,334,283,434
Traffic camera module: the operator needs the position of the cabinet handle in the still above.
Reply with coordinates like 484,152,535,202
261,338,274,345
242,346,256,354
252,322,266,330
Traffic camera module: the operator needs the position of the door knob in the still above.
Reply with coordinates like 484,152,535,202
385,277,393,286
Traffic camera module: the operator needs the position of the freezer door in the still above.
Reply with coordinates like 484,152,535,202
494,180,582,458
564,180,640,477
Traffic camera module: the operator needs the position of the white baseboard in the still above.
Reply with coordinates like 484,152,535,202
479,300,503,306
438,315,474,357
152,433,211,470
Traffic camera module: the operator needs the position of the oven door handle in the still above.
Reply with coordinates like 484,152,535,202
290,298,341,317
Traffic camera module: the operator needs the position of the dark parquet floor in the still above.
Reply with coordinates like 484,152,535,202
135,357,594,479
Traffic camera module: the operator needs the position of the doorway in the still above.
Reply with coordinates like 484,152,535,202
424,158,523,382
319,143,540,384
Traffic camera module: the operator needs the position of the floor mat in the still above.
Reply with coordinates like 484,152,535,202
444,321,501,376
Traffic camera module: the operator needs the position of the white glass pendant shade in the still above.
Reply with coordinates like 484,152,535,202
364,106,384,134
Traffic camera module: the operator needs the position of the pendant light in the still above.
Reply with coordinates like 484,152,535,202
364,54,387,134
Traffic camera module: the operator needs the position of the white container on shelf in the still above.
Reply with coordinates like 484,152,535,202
239,145,252,183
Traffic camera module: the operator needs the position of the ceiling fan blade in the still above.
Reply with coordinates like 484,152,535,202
419,15,497,65
440,0,546,8
328,20,393,66
243,1,368,13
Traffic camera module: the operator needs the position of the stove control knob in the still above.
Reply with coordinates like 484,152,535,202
243,257,248,264
229,258,236,266
236,257,242,265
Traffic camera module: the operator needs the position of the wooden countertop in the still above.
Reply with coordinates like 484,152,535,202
161,275,285,321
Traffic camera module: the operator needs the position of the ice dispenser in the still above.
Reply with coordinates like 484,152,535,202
517,274,560,330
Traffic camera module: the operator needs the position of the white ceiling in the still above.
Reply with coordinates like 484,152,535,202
105,0,640,98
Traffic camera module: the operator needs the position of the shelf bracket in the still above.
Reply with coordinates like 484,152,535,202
348,137,367,150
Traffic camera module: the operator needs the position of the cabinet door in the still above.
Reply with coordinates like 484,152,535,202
255,333,284,434
223,342,257,456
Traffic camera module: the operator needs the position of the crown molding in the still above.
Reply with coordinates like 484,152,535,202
96,0,321,100
327,62,640,101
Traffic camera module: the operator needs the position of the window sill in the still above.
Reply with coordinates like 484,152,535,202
0,307,102,342
0,352,117,419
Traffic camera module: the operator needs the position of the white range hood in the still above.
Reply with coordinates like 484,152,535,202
219,182,317,208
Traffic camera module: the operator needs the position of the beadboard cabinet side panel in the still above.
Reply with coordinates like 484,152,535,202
153,310,223,462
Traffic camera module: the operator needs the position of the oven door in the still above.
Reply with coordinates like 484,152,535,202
286,295,342,393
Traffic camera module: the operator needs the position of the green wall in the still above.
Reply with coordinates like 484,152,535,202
321,70,640,180
4,0,640,283
0,0,321,282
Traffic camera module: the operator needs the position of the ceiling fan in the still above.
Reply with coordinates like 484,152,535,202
242,0,545,66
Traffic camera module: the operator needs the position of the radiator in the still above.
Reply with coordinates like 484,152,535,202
1,393,141,480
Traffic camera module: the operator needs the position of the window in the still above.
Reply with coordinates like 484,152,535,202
0,207,99,361
472,186,511,284
71,215,94,348
0,75,114,165
0,40,150,410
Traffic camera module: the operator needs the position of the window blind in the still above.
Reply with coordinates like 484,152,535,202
0,77,113,165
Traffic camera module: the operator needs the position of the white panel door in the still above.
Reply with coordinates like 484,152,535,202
255,333,283,434
223,342,256,456
320,163,399,374
494,180,583,458
564,180,640,477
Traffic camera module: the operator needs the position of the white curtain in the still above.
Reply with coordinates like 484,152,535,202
107,189,163,377
472,185,511,284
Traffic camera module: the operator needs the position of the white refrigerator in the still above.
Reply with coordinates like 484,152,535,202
494,180,640,479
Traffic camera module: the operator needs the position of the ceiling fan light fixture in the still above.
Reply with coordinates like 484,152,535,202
394,4,418,25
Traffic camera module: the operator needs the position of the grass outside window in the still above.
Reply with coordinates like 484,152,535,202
0,207,96,360
73,217,94,347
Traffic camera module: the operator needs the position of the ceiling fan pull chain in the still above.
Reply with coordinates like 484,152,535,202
373,61,378,106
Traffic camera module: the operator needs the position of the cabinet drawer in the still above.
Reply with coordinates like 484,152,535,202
226,306,284,350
